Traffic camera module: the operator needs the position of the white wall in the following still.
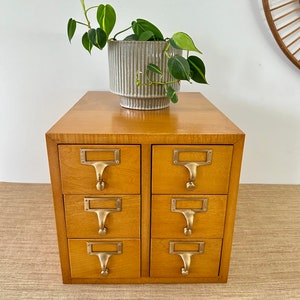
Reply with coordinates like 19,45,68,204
0,0,299,184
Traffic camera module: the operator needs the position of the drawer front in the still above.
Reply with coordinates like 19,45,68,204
152,145,233,194
59,145,140,194
150,239,222,278
152,195,226,239
65,195,140,238
69,239,140,279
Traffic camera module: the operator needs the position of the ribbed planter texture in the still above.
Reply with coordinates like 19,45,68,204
108,40,181,110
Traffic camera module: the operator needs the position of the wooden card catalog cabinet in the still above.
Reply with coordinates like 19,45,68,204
46,92,244,283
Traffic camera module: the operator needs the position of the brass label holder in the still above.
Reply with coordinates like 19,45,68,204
84,197,122,236
169,241,205,276
173,149,212,190
87,241,122,277
171,198,208,236
80,148,120,191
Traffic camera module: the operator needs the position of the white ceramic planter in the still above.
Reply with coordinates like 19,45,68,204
108,40,181,110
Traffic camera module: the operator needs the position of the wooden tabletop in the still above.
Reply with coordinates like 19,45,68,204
46,91,244,145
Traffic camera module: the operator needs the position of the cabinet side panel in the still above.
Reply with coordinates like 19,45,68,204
46,135,71,283
219,136,245,281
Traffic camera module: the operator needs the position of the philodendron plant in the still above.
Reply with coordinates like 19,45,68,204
67,1,207,103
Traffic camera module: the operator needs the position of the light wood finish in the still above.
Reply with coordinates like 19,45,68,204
140,144,152,277
152,145,233,194
46,92,243,145
150,239,222,278
1,182,300,298
46,135,72,282
151,195,227,238
64,195,140,238
59,145,140,195
46,91,245,283
68,239,140,279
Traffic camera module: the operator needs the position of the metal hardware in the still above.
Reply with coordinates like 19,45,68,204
173,149,212,190
171,198,208,236
169,241,204,276
84,197,122,236
80,148,120,191
87,242,122,277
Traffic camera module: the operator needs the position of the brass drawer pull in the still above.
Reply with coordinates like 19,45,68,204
171,198,208,236
80,148,120,191
84,197,122,236
173,149,212,190
169,241,204,276
87,242,122,277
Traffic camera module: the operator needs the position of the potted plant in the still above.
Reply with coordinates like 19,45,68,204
68,1,208,110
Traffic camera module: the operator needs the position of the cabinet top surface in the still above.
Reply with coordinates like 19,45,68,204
46,92,244,144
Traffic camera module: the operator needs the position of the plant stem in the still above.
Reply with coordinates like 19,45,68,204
148,79,178,85
164,42,171,59
76,20,89,27
86,5,99,13
113,26,132,40
80,0,91,29
136,71,178,87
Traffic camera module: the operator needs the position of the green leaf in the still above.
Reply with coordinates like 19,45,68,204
187,55,207,84
168,55,191,81
169,38,182,50
171,32,202,53
95,28,107,49
82,32,93,53
132,19,164,41
147,64,162,76
88,29,97,46
97,4,116,37
123,34,139,41
138,30,154,41
166,86,178,103
88,28,107,49
67,18,76,42
136,78,141,86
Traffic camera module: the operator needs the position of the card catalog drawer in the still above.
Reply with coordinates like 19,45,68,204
59,145,140,194
69,239,140,279
152,195,226,238
150,239,222,278
65,195,140,238
152,145,232,194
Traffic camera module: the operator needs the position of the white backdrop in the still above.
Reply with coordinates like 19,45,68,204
0,0,299,184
